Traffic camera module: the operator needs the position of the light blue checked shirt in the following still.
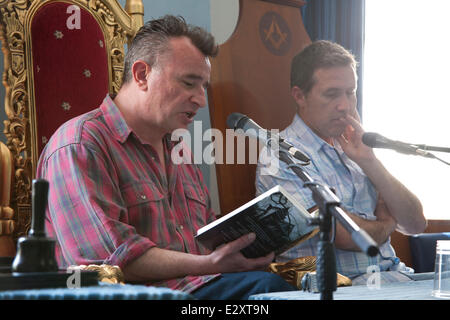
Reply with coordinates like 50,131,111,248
256,114,413,279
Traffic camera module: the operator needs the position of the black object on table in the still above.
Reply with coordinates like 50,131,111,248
0,179,98,291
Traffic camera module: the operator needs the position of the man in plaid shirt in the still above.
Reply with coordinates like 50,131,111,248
36,15,295,299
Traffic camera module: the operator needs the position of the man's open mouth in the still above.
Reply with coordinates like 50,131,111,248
185,112,196,119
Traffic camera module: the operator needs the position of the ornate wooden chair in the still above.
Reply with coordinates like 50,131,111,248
0,141,15,256
0,0,144,248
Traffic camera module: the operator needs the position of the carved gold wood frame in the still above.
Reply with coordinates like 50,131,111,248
0,0,143,241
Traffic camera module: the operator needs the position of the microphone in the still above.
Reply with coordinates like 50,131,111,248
226,113,310,163
362,132,433,157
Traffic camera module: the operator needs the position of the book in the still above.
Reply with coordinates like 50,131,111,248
195,185,319,259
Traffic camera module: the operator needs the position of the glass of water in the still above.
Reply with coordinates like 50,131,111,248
432,240,450,299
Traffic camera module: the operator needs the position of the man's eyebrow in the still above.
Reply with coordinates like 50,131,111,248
183,73,210,87
184,73,203,80
324,87,341,93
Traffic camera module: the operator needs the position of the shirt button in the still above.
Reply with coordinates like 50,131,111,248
179,225,184,230
139,194,147,200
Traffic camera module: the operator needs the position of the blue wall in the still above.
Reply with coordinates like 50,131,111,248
141,0,210,30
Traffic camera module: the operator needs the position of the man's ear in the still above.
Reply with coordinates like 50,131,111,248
291,86,306,109
131,60,150,90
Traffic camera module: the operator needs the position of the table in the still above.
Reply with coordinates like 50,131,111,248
250,273,445,300
0,283,194,300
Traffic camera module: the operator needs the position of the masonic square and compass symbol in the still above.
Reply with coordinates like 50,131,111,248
259,11,292,56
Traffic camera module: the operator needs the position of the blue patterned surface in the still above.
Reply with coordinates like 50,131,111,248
249,279,441,300
0,283,194,300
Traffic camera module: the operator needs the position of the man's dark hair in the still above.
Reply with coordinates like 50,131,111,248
290,40,357,95
122,15,218,84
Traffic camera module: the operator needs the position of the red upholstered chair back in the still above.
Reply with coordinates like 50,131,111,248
31,2,109,155
0,0,143,241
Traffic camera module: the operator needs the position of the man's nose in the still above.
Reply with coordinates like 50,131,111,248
191,87,207,108
336,94,353,112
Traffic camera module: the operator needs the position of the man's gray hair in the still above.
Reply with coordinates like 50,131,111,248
122,15,218,85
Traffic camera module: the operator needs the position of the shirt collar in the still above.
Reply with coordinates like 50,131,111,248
164,133,182,151
100,94,183,150
288,113,332,153
100,94,132,144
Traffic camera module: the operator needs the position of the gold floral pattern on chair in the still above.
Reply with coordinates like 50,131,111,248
53,30,63,39
61,102,71,111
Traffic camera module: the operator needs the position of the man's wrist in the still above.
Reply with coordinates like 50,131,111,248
356,155,382,177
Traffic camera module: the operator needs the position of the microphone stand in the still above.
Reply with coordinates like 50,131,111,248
411,144,450,166
413,144,450,153
277,151,379,300
401,144,450,166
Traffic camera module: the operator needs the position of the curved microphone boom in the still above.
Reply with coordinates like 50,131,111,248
226,113,310,163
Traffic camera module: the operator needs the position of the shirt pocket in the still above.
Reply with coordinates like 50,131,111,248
121,182,166,235
183,183,210,229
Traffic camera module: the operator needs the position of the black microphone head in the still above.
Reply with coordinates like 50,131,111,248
362,132,421,155
226,112,248,130
362,132,381,148
367,245,380,257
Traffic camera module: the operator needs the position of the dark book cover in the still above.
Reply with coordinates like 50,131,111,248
195,185,319,258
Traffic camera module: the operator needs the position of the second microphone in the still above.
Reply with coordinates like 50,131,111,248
226,112,310,163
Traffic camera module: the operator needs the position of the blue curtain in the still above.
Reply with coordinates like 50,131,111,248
301,0,365,117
